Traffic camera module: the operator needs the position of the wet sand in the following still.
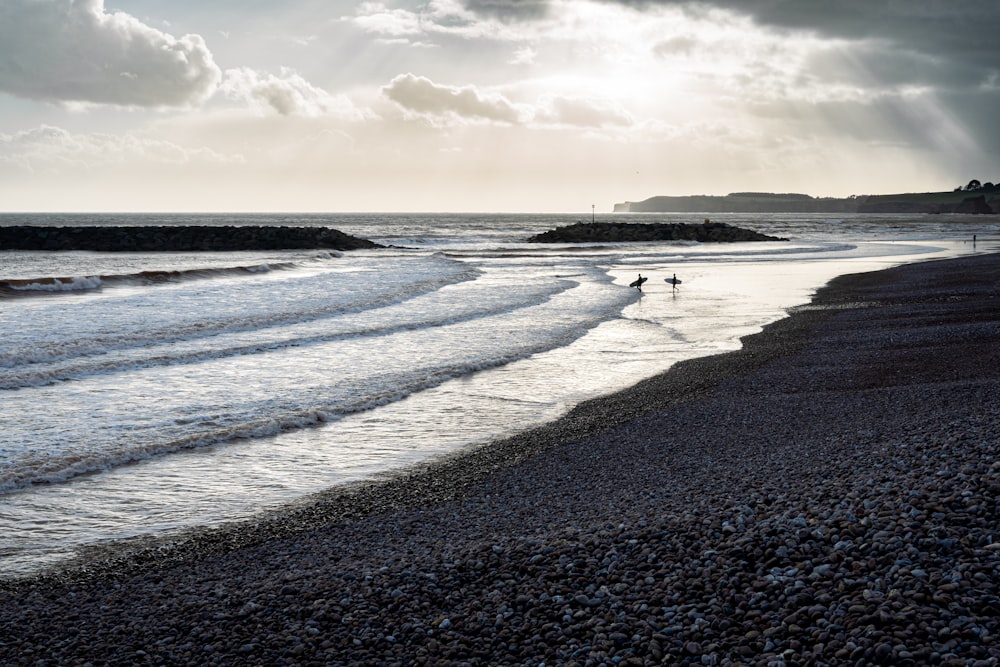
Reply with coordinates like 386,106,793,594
1,253,998,666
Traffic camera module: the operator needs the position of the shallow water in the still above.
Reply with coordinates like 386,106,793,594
0,212,994,577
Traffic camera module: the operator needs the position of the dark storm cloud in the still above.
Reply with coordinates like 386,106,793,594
461,0,1000,163
463,0,1000,84
702,0,1000,161
941,88,1000,169
460,0,550,21
682,1,1000,82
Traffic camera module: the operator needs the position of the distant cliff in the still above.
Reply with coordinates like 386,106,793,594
857,193,997,214
614,193,858,213
614,192,998,214
527,221,785,243
0,226,382,252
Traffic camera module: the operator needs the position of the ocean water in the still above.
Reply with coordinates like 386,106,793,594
0,212,995,579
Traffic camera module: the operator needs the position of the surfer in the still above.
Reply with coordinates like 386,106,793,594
630,273,647,291
670,273,678,290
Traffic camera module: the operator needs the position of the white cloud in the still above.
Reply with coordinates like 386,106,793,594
534,95,633,128
382,73,525,124
0,0,220,107
509,46,537,65
381,74,631,131
221,67,367,119
0,125,240,173
346,0,520,43
349,2,428,37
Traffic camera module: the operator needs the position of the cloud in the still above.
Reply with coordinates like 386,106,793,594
535,96,634,128
221,67,367,119
737,1,1000,90
652,35,700,58
349,1,429,37
0,125,240,173
688,0,1000,70
346,1,522,43
461,0,550,21
487,0,1000,85
381,74,632,132
0,0,220,107
382,73,525,124
509,46,538,65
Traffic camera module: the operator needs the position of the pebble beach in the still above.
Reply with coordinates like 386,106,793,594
1,252,998,666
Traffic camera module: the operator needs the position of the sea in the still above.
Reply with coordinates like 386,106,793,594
0,211,996,579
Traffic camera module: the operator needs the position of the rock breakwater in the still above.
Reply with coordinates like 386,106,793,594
527,221,786,243
0,225,381,251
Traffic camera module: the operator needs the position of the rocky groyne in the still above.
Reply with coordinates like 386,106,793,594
0,225,381,252
527,221,786,243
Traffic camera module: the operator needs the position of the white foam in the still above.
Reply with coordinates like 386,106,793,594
8,275,103,292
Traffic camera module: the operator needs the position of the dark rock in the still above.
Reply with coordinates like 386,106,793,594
526,221,786,243
0,226,382,252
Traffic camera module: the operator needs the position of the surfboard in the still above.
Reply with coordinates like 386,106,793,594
629,276,648,288
664,277,682,285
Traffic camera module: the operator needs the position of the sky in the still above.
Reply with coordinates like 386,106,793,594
0,0,998,213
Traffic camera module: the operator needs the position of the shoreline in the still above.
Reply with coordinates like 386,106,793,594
0,257,833,591
2,252,998,665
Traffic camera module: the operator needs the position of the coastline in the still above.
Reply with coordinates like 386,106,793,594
2,252,998,665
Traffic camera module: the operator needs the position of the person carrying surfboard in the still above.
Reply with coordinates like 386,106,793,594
664,273,681,290
629,273,647,291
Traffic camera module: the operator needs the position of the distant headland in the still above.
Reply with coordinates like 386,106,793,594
614,180,1000,214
